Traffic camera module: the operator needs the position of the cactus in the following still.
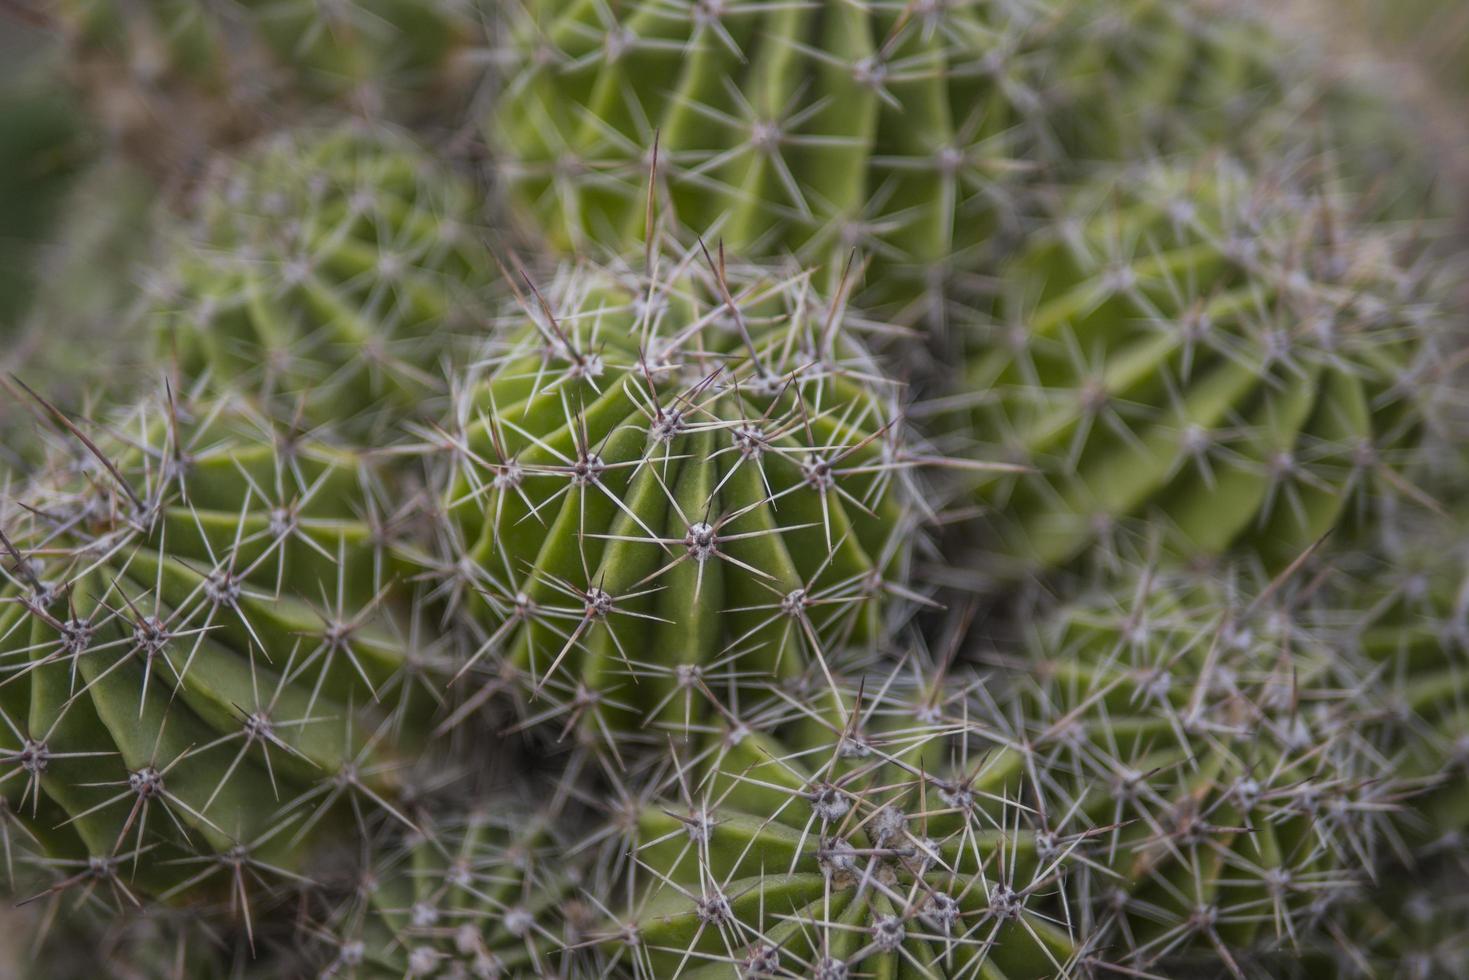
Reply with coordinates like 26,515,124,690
490,0,1049,321
1319,512,1469,849
1043,1,1310,164
0,380,439,919
307,800,593,978
428,248,925,740
56,0,485,163
147,123,491,434
1000,562,1399,973
961,158,1445,571
605,679,1080,979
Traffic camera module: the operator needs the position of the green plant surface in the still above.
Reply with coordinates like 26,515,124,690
56,0,485,144
0,381,439,921
428,248,931,742
490,0,1050,322
610,696,1080,979
1000,563,1400,974
148,123,492,435
309,803,594,978
961,159,1445,572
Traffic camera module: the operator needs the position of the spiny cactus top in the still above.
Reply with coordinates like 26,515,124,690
147,124,491,433
492,0,1050,322
606,685,1078,979
429,248,923,742
0,381,440,912
963,159,1445,571
1004,563,1400,972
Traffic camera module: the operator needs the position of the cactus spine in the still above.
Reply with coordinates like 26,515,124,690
0,381,435,914
963,159,1443,570
430,247,924,737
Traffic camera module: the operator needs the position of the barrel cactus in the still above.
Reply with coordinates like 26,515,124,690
1005,563,1398,972
491,0,1051,322
962,158,1444,571
609,686,1079,979
428,249,924,739
147,123,491,433
308,800,593,978
0,380,438,916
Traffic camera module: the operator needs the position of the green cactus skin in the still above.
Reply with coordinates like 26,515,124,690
19,905,287,980
491,0,1046,321
57,0,484,147
148,124,491,434
0,381,439,917
310,805,592,978
606,688,1079,980
962,159,1443,572
1045,1,1304,164
1006,564,1399,974
430,251,922,738
1294,862,1469,980
1317,515,1469,850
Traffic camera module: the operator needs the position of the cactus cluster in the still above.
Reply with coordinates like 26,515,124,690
962,159,1445,571
2,0,1468,976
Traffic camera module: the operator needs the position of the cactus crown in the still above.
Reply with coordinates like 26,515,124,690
148,124,490,434
429,244,923,742
964,158,1445,570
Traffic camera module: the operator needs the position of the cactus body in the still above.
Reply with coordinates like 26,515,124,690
434,255,916,737
618,702,1076,979
149,124,490,433
0,383,434,907
1009,566,1397,971
964,160,1441,571
312,807,589,978
492,0,1045,319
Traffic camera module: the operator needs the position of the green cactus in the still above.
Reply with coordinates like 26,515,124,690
1317,511,1469,848
1044,1,1306,163
490,0,1049,321
428,250,924,741
1004,562,1398,972
606,682,1079,979
309,802,593,978
147,123,491,434
0,380,439,919
962,158,1443,571
56,0,484,159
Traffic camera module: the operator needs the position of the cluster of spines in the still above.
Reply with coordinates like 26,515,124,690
417,239,956,749
957,156,1447,572
146,122,492,434
0,377,447,943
